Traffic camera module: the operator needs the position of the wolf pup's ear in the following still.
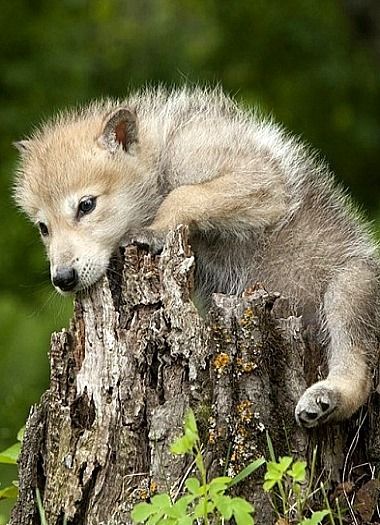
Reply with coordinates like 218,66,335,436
99,108,138,153
13,140,30,154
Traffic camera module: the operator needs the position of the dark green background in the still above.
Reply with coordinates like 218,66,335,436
1,1,380,521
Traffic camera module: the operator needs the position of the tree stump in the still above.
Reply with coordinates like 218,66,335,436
10,226,380,524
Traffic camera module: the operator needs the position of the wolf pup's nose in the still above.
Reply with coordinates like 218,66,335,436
52,267,78,292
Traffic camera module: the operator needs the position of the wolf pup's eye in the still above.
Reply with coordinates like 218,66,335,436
38,222,49,236
77,196,97,218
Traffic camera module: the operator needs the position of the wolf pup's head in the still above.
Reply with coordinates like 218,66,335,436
14,104,158,294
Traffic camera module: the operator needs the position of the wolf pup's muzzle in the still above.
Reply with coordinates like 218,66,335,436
52,266,78,292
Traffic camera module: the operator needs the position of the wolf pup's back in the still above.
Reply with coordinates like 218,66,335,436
14,86,380,427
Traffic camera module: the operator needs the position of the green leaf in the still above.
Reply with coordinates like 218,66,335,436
214,495,233,520
0,443,21,464
264,456,293,488
0,485,18,501
147,511,165,525
206,500,215,514
228,457,265,488
300,510,331,525
195,451,204,476
17,427,25,443
278,456,293,473
288,460,307,482
264,463,282,488
171,495,195,517
265,462,279,478
231,497,254,514
184,428,198,443
177,517,193,525
233,508,254,525
36,488,48,525
171,410,199,456
208,476,231,495
184,409,198,436
131,502,155,523
151,493,172,510
209,476,231,486
185,477,201,495
194,498,209,519
263,479,277,492
171,435,193,455
266,432,276,462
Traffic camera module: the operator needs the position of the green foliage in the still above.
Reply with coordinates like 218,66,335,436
264,456,298,491
170,410,198,455
0,444,20,466
132,409,264,525
0,484,18,502
132,412,336,524
36,488,48,525
0,427,23,509
227,458,268,489
300,510,331,525
264,434,332,524
264,455,313,520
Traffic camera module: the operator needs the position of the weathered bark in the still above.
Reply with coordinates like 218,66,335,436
10,226,380,524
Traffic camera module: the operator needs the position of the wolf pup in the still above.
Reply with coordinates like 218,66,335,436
14,87,379,428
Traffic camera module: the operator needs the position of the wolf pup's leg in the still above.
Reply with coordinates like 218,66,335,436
295,259,378,427
127,170,286,251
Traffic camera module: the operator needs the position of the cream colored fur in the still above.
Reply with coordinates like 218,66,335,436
14,86,380,427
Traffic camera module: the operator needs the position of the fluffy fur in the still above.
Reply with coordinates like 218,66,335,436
14,86,380,427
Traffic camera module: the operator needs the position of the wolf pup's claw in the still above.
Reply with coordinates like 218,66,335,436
121,229,166,255
295,382,339,428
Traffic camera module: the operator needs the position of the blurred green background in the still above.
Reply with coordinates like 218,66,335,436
1,0,380,521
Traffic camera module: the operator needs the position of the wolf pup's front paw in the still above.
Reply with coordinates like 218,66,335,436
121,228,166,255
295,381,339,428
